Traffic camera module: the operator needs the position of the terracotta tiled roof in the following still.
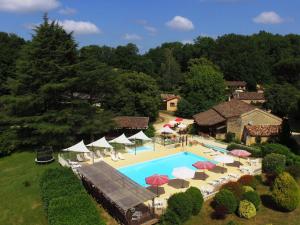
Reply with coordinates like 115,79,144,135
161,94,180,101
193,109,226,126
233,92,265,100
225,81,247,87
244,125,281,137
213,100,256,118
114,116,149,129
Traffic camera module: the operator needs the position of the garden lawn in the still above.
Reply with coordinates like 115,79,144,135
0,152,118,225
185,182,300,225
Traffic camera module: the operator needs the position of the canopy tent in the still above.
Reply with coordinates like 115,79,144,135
159,126,176,134
109,134,133,145
128,131,152,141
63,140,90,153
87,137,113,148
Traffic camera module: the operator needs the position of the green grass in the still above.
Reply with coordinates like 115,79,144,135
0,152,118,225
185,182,300,225
0,152,58,225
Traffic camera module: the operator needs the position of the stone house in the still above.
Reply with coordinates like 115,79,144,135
160,94,180,112
225,81,247,93
232,92,265,105
193,100,282,145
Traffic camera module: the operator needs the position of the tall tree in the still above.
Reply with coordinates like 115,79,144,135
0,16,114,153
181,58,226,115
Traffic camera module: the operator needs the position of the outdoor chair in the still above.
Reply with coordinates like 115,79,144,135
117,152,125,160
83,152,93,161
76,154,85,162
111,153,118,162
131,211,142,221
95,150,103,158
103,149,111,157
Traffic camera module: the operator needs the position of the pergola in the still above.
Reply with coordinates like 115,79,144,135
77,162,157,225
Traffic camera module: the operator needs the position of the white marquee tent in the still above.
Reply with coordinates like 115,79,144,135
128,131,152,141
159,126,176,134
109,134,133,145
87,137,113,149
62,140,90,153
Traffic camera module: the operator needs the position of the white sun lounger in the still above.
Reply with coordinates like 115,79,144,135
76,154,85,162
84,152,93,161
117,152,125,160
229,173,240,179
103,149,111,157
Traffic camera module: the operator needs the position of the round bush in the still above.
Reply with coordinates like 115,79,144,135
221,181,243,200
214,189,238,214
242,185,255,193
242,191,261,210
238,175,258,189
262,153,286,175
238,200,256,219
185,187,204,215
272,172,300,211
160,209,181,225
167,192,192,222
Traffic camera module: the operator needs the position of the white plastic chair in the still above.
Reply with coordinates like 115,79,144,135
117,152,125,160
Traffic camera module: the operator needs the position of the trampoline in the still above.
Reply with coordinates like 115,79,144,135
35,146,55,164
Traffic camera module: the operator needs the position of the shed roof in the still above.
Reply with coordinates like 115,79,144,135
77,161,156,212
114,116,149,129
160,94,180,101
213,100,255,118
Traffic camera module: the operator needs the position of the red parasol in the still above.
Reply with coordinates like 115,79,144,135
163,124,172,128
230,149,251,158
145,174,169,196
175,117,183,122
192,161,216,170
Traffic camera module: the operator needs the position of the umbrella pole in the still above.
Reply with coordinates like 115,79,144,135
135,137,136,155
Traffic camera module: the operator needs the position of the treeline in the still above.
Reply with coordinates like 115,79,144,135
0,16,299,155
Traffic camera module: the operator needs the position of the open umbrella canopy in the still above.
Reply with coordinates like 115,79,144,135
169,120,177,126
193,161,216,170
128,131,152,141
62,140,90,153
163,123,172,128
213,155,234,164
172,167,195,180
145,174,169,186
230,149,251,158
178,123,187,129
87,137,113,148
109,134,133,145
160,126,176,134
175,117,183,122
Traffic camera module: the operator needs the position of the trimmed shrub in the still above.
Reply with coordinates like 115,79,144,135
238,200,256,219
238,175,258,189
272,172,300,212
221,181,243,200
214,189,238,214
160,209,181,225
242,185,255,193
40,168,105,225
262,153,286,175
48,194,104,225
225,132,235,143
242,191,261,210
227,143,262,157
185,187,204,215
167,192,192,222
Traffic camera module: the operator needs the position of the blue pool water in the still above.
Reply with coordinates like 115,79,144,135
118,152,215,187
204,144,228,153
128,146,153,154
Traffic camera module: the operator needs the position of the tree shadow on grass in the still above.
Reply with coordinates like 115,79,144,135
261,194,283,212
209,200,228,220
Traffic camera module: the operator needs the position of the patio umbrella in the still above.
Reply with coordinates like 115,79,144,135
175,117,183,122
163,123,172,128
192,161,216,174
213,155,234,173
178,123,187,129
145,174,169,196
172,167,195,188
230,149,251,159
169,120,177,126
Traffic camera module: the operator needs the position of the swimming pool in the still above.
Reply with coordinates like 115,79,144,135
127,145,153,154
118,152,215,187
204,144,228,153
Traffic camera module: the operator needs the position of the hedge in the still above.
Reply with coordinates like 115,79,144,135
272,172,300,212
214,189,238,214
227,143,262,157
185,187,204,215
238,200,256,219
242,191,261,210
262,153,286,175
167,192,192,223
160,209,181,225
40,168,105,225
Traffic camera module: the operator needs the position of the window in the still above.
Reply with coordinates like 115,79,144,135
170,102,176,107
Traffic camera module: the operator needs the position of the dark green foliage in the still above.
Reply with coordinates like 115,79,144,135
160,209,181,225
175,98,195,118
48,194,105,225
167,192,193,222
286,165,300,179
262,153,286,175
272,172,300,212
272,58,300,84
221,182,244,200
185,187,204,215
225,132,235,143
242,191,261,210
227,143,262,157
214,189,238,214
238,175,258,189
226,221,240,225
40,168,105,225
144,124,155,137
